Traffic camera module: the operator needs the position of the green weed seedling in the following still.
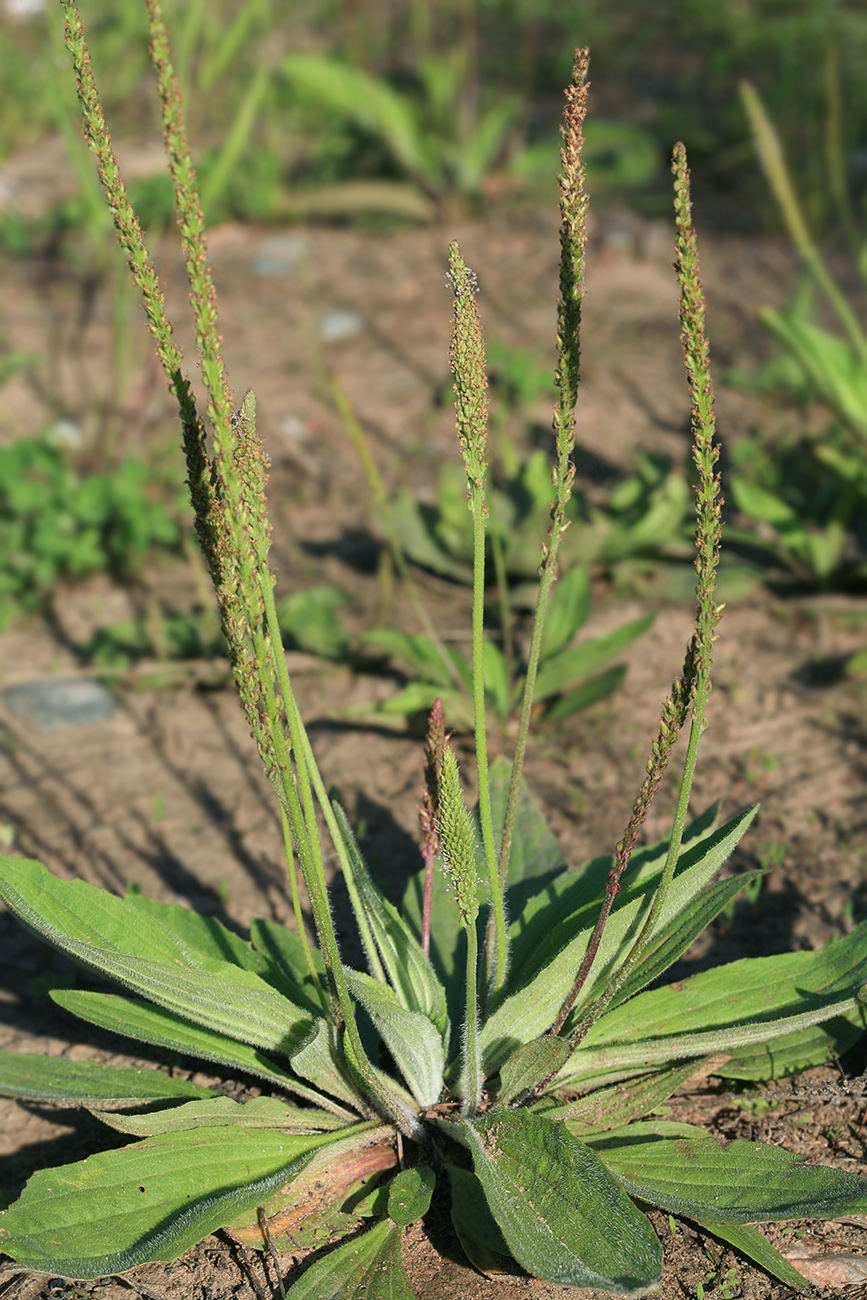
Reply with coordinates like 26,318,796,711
726,85,867,589
0,431,186,630
2,12,867,1297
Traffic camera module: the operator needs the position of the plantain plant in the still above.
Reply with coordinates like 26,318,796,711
2,8,867,1295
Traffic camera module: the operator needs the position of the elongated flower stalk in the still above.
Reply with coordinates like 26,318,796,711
418,698,446,958
557,143,723,1057
446,243,505,995
486,49,590,1005
60,0,417,1139
436,746,482,1115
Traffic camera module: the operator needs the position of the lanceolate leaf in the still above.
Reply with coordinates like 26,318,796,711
545,1058,711,1132
589,1121,867,1223
563,919,867,1084
505,800,723,996
603,867,767,1011
51,990,349,1113
695,1221,808,1290
0,1049,213,1107
0,1126,337,1276
291,1019,369,1113
480,806,759,1074
716,1010,865,1081
0,858,315,1055
94,1095,345,1136
458,1110,662,1293
344,966,446,1107
334,804,449,1038
497,1036,570,1104
283,1217,403,1300
250,918,328,1012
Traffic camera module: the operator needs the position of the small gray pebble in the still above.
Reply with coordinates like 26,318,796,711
3,678,116,729
250,234,310,277
318,308,364,342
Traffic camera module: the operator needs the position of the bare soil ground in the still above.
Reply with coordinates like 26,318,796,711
0,137,866,1299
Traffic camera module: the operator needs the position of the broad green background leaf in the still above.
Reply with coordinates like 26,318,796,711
387,489,472,583
483,638,511,720
533,614,653,702
696,1221,807,1289
344,966,445,1107
0,858,315,1056
539,567,591,661
0,1049,212,1108
544,665,626,721
589,1120,867,1223
460,1110,662,1292
51,990,344,1113
95,1095,344,1136
387,1165,435,1227
0,1126,333,1275
363,628,470,693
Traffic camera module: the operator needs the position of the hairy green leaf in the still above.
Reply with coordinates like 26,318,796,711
716,1010,866,1080
448,1163,512,1276
94,1095,344,1136
387,1165,435,1227
497,1036,569,1104
291,1018,368,1112
482,806,758,1073
459,1110,662,1293
506,801,721,993
0,1126,335,1275
0,1049,212,1108
334,804,448,1038
565,919,867,1084
590,1120,867,1222
51,989,348,1112
283,1218,396,1299
0,858,315,1055
607,869,766,1010
695,1221,808,1289
344,966,445,1107
546,1058,710,1131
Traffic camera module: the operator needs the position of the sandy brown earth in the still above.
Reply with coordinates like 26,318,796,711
0,134,866,1299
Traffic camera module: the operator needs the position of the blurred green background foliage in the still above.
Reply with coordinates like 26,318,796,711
2,0,866,234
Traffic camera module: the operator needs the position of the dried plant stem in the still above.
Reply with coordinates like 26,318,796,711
487,49,589,1003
